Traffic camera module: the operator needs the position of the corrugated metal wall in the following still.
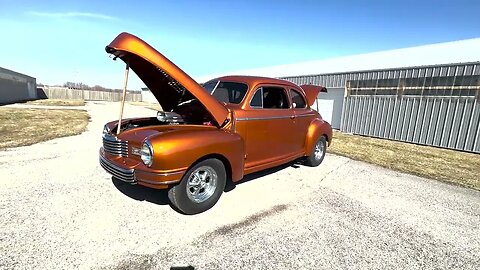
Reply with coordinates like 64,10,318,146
281,62,480,153
282,62,480,91
0,67,37,104
340,96,480,153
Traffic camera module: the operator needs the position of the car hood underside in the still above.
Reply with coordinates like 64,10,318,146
105,32,229,127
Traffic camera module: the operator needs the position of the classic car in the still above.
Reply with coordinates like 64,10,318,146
100,32,332,214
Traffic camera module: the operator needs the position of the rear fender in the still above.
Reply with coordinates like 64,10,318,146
305,119,333,156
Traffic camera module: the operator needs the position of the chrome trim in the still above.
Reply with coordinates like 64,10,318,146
210,80,221,94
236,113,317,121
136,178,181,185
236,115,292,121
289,88,308,109
205,80,250,105
249,87,263,108
186,165,218,203
100,155,183,186
102,133,128,157
99,155,136,184
131,147,141,156
141,140,154,167
138,169,185,177
103,124,111,135
248,85,291,109
295,113,317,118
135,169,183,185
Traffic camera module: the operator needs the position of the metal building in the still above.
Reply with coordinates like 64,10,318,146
283,62,480,153
0,67,37,104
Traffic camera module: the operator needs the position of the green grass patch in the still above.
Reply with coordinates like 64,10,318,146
0,108,90,149
26,99,85,106
329,130,480,191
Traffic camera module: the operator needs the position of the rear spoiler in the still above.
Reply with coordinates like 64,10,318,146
300,84,327,106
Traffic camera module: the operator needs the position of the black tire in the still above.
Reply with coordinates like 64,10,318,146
305,136,327,167
168,158,226,215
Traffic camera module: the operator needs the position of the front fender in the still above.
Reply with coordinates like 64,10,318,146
305,119,333,156
149,129,245,181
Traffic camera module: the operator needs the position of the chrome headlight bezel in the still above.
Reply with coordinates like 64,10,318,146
140,140,154,167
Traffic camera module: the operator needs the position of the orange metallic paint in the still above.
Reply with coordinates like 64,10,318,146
100,33,332,190
305,118,333,154
106,32,229,126
300,85,326,106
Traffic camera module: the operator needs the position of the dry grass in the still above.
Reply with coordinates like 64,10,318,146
128,101,162,111
26,99,85,106
329,131,480,191
0,108,90,149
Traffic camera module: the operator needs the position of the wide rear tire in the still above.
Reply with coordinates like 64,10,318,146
305,136,327,167
168,159,226,215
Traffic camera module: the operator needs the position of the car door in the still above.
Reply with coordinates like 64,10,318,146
289,88,315,153
242,85,297,169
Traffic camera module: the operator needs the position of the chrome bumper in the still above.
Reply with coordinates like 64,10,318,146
99,155,183,186
99,155,136,184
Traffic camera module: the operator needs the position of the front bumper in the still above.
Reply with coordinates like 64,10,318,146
99,149,184,188
99,155,135,183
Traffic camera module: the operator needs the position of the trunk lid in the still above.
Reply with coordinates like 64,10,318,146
300,84,327,106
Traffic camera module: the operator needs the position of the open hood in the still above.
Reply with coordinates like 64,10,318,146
300,84,327,106
106,32,229,126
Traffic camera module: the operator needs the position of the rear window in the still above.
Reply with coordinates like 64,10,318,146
290,89,307,108
203,81,248,104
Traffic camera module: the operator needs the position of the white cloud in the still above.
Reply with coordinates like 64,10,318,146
28,11,118,21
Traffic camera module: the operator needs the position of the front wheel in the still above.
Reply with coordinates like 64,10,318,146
168,159,226,215
305,136,327,167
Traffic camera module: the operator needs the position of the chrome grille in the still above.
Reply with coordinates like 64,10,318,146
102,134,128,157
99,156,135,183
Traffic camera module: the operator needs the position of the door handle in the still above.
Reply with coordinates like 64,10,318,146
290,115,296,119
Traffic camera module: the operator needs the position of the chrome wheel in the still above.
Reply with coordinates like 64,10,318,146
314,141,325,160
186,166,218,203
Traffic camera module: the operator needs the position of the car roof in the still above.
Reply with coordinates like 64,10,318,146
212,75,300,89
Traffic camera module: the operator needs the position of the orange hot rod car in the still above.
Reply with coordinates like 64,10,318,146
100,32,332,214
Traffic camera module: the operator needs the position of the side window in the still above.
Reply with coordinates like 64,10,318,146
250,86,289,109
250,88,263,108
290,89,306,108
262,87,289,109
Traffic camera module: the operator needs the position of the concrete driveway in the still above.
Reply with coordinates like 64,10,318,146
0,102,478,270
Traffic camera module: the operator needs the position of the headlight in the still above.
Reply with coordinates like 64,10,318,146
140,141,153,167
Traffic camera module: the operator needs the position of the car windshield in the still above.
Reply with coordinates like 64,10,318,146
202,80,248,104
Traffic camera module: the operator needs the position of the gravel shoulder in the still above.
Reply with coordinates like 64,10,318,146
1,102,479,270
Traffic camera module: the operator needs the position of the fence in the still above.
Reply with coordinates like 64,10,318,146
340,96,480,153
37,87,142,102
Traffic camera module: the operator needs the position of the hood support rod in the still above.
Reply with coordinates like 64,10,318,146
116,63,130,135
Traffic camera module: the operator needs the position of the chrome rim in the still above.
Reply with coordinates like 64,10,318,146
314,140,325,160
186,166,218,203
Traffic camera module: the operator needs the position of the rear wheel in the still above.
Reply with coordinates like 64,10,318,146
168,159,226,215
305,136,327,167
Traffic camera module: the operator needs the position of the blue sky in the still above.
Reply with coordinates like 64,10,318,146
0,0,479,89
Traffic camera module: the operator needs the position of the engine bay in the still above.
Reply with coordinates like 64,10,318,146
117,99,215,132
